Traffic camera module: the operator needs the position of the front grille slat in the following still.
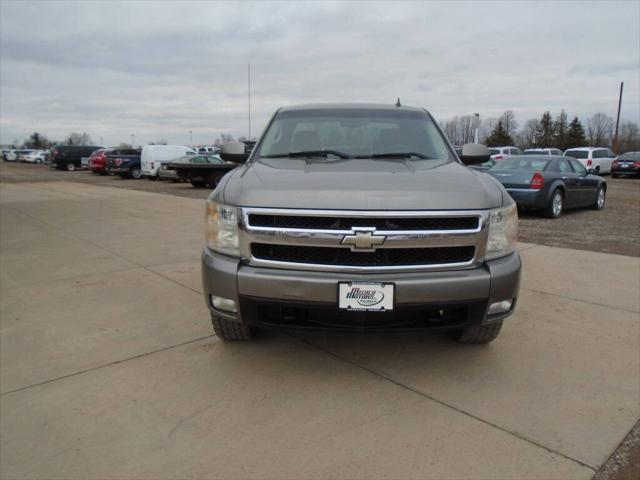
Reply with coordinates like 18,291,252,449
252,244,475,267
248,214,478,231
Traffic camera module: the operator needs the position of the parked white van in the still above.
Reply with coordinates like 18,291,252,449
564,147,616,175
141,145,196,178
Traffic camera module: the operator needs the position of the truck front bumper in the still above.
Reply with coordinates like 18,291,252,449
202,249,521,331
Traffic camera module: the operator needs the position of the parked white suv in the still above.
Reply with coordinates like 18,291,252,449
23,150,48,164
564,147,616,175
489,146,522,161
524,148,564,156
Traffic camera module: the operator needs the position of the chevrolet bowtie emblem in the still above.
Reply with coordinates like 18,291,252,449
341,229,387,252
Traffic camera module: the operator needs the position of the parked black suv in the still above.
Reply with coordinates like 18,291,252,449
50,145,101,171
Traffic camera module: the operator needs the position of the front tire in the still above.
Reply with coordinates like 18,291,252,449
592,186,606,210
211,314,253,341
130,168,142,179
545,188,563,218
455,320,503,344
66,163,76,171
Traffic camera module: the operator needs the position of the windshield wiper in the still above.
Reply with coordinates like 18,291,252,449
369,152,431,159
262,150,353,159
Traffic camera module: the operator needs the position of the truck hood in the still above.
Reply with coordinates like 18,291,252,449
220,158,505,210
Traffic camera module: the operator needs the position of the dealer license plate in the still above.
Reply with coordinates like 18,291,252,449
338,282,394,311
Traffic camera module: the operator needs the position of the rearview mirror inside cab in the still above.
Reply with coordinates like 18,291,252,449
459,143,491,165
220,142,249,163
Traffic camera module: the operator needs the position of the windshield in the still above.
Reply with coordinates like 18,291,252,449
488,149,500,155
257,108,452,163
524,150,546,155
491,157,550,171
565,150,588,159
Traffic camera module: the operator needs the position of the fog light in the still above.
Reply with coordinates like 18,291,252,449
488,299,513,315
211,295,237,313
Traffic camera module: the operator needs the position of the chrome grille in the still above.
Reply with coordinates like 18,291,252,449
252,244,476,267
248,214,479,231
240,208,489,273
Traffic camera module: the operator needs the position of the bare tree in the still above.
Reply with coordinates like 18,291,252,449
480,118,498,143
518,119,540,148
65,132,93,146
499,110,518,139
587,113,614,146
618,121,640,152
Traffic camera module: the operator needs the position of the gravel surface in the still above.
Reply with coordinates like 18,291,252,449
594,421,640,480
2,160,639,257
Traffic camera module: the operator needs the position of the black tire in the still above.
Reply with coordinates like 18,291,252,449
594,166,600,174
211,314,253,341
207,173,224,188
455,320,503,344
190,179,207,188
118,173,128,179
592,185,606,210
130,168,142,179
611,173,619,178
544,188,563,218
66,163,76,171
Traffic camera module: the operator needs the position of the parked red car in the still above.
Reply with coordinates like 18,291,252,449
88,149,109,173
88,148,139,174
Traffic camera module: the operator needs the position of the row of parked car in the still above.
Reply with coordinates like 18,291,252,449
462,146,640,178
2,149,50,163
464,147,639,218
1,144,247,189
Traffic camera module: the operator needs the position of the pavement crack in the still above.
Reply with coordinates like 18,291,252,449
4,204,203,298
0,335,214,397
168,404,213,438
292,333,597,473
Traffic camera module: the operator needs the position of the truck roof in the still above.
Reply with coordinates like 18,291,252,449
278,103,426,113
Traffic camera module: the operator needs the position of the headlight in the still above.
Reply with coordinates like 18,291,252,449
485,203,518,260
205,200,240,256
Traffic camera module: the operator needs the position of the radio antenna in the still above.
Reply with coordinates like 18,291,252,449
248,63,251,140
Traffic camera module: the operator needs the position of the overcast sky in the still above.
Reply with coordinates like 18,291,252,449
1,0,638,146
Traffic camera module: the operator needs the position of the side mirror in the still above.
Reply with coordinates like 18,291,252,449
459,143,491,165
220,142,249,163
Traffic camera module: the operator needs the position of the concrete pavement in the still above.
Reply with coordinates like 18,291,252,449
1,181,638,479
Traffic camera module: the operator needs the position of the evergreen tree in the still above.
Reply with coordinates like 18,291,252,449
535,111,554,147
554,110,569,150
566,117,586,148
485,120,514,147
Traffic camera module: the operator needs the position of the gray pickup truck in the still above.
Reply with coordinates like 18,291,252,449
202,104,521,343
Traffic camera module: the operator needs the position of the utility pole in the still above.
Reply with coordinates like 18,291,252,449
613,82,624,152
248,62,251,140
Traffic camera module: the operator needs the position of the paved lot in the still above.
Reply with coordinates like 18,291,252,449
1,180,639,479
2,161,639,257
